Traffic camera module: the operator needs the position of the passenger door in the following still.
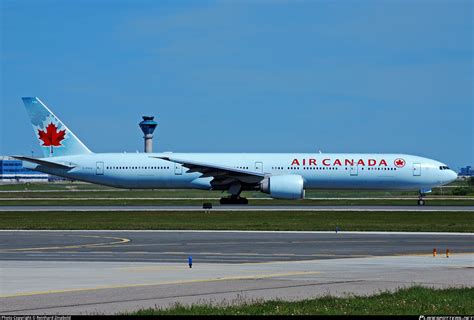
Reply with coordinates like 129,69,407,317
413,163,421,176
350,164,358,176
174,163,183,175
255,162,263,173
96,162,104,175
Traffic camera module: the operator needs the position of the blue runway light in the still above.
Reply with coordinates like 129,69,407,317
336,226,340,233
188,256,193,268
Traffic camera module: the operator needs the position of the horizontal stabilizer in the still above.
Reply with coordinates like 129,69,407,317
11,156,75,169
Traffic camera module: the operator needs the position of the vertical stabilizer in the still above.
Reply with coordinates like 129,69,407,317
22,97,92,158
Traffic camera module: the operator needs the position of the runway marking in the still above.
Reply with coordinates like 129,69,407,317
20,239,392,251
0,235,130,252
117,265,185,272
4,250,344,258
76,238,461,251
1,230,472,235
0,270,322,298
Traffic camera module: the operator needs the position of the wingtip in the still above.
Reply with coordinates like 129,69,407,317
21,97,40,103
10,155,32,160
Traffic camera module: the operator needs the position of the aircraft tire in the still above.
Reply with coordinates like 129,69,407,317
220,197,248,205
239,197,249,205
417,199,425,206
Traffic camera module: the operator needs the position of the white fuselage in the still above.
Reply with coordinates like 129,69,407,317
25,152,457,192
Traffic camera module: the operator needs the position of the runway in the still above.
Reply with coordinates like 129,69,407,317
1,205,473,212
1,230,473,314
0,230,473,263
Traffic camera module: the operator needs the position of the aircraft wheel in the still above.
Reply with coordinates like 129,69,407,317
220,197,232,205
417,199,425,206
220,197,248,205
238,197,249,205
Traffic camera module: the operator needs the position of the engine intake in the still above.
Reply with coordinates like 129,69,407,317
261,175,305,199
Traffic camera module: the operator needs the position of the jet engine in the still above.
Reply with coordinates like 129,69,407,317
260,175,305,199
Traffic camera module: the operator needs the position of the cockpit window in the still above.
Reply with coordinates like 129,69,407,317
439,166,450,170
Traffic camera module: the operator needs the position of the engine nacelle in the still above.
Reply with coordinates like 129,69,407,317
260,175,305,200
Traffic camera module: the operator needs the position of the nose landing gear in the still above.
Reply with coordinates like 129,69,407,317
417,188,432,206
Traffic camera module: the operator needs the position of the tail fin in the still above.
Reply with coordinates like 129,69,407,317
22,97,92,157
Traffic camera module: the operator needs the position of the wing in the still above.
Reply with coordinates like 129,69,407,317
151,156,264,188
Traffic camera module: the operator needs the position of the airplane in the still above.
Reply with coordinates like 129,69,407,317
13,97,457,206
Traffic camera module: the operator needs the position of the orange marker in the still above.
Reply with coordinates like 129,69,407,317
433,248,437,257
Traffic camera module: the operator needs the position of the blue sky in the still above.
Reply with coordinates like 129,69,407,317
1,0,472,169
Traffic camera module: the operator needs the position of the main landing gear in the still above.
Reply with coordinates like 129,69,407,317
220,195,249,205
219,182,248,205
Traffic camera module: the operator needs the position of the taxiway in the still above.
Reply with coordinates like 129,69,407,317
0,230,472,314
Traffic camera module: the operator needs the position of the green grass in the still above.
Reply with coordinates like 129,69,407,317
130,286,474,315
0,182,112,191
1,181,473,197
1,186,473,206
1,198,473,206
0,211,472,232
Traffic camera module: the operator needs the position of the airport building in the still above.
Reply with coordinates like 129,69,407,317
0,156,50,183
458,166,474,177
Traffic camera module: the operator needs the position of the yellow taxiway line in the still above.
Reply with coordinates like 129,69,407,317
0,270,322,299
1,235,130,252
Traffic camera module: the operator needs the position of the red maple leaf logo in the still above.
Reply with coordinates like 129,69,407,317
394,158,406,168
37,123,66,151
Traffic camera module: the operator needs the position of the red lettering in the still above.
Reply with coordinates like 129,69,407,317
334,159,342,166
345,159,354,166
357,159,365,166
379,159,388,166
323,159,331,166
303,159,306,166
291,159,300,166
368,159,376,166
309,159,317,166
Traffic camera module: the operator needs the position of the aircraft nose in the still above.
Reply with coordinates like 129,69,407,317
447,170,458,183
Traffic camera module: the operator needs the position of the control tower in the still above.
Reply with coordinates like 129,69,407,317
139,116,158,153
